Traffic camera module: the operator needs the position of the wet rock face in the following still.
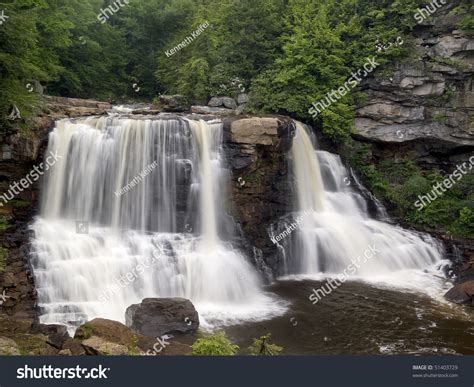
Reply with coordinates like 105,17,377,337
0,161,39,321
125,298,199,338
222,117,295,278
354,8,474,151
444,280,474,306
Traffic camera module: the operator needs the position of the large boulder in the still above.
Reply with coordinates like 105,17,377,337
237,93,249,105
208,96,237,109
208,96,225,107
444,281,474,306
75,318,146,355
154,95,189,112
125,298,199,337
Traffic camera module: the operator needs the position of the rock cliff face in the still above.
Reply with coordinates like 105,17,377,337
348,6,473,283
222,116,294,275
353,6,473,158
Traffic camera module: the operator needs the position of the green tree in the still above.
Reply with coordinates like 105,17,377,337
248,334,283,356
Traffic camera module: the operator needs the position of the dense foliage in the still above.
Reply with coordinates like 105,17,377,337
346,143,474,239
2,0,470,139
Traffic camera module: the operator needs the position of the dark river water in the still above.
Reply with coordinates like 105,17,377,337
213,280,474,355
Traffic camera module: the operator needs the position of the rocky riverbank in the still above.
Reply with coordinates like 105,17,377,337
0,297,198,355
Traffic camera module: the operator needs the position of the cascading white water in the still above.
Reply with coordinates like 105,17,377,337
30,116,284,332
188,119,219,249
280,122,449,296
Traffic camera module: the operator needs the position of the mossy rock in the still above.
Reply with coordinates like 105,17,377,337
75,318,146,355
14,334,58,355
0,337,21,355
75,318,191,356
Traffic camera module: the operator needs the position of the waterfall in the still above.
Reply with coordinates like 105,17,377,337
30,116,284,331
187,119,219,250
279,122,448,295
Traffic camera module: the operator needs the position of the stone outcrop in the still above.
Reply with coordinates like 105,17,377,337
444,280,474,306
153,95,189,112
208,96,238,109
204,94,249,115
353,6,473,154
222,116,295,277
125,298,199,337
44,96,111,118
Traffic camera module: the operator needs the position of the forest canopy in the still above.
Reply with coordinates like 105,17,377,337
0,0,472,140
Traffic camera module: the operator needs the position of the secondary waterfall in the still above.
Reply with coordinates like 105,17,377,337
276,122,449,296
30,116,284,331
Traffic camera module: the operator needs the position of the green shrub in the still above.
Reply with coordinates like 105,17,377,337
248,334,283,356
191,331,239,356
345,141,474,238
